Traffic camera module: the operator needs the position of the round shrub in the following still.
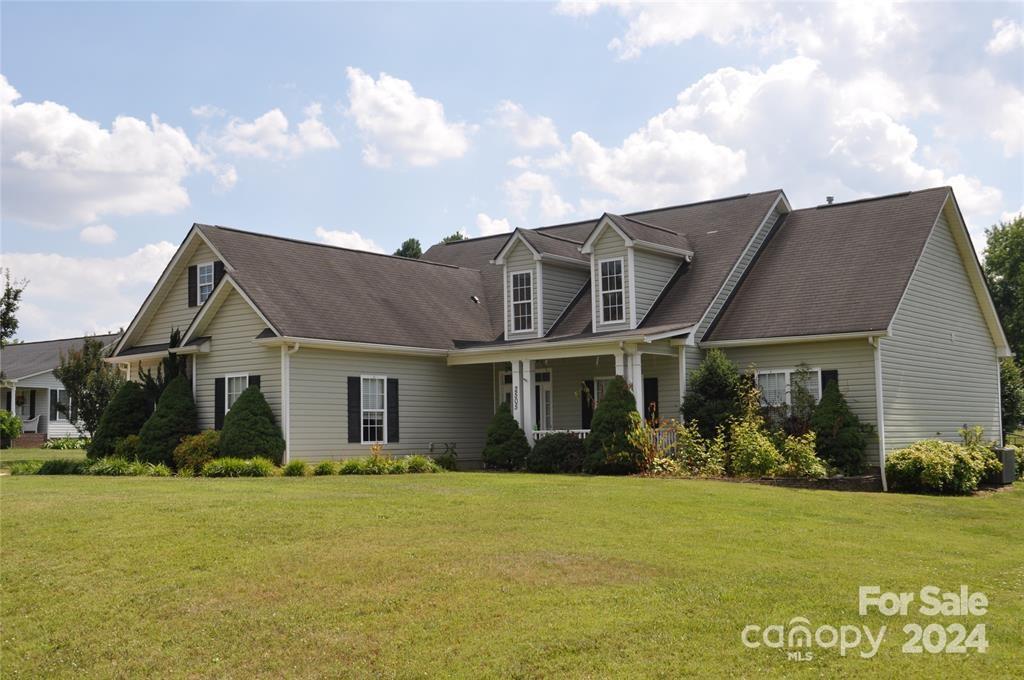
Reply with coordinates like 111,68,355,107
313,460,339,476
728,418,783,477
218,386,285,464
405,454,440,473
138,375,198,466
481,402,530,470
283,460,309,476
114,434,142,461
886,440,1002,495
338,458,365,475
526,432,586,473
810,380,868,475
89,381,149,459
173,431,220,472
584,376,644,475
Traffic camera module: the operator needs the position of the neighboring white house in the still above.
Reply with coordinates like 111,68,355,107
1,333,121,440
107,187,1011,474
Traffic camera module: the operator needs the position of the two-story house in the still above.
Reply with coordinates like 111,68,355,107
108,187,1010,475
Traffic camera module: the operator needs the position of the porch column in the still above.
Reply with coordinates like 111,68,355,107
629,351,644,414
522,359,536,439
510,359,524,430
614,350,625,377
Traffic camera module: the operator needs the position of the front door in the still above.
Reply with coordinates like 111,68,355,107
534,371,553,431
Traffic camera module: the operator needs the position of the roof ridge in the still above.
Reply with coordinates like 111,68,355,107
1,332,120,347
623,190,781,218
796,187,949,212
197,224,476,272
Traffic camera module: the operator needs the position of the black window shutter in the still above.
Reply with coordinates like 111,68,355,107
643,377,659,422
821,370,839,393
386,378,399,443
213,261,225,288
29,391,36,419
214,378,225,430
49,390,57,421
347,377,361,443
535,384,541,424
581,380,595,429
187,265,198,307
5,390,11,411
248,375,261,390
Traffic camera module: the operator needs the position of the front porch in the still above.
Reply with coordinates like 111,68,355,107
0,385,77,443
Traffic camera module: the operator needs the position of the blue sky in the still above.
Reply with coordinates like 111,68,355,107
2,1,1022,340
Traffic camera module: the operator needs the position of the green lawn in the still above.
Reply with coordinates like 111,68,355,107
0,447,86,467
2,474,1021,678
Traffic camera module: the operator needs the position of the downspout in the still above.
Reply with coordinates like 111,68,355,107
281,342,300,464
871,336,888,492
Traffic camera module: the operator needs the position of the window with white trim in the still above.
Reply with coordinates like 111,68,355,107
599,259,624,323
225,375,248,412
755,368,822,407
197,262,215,304
54,389,71,421
361,376,386,443
511,271,533,332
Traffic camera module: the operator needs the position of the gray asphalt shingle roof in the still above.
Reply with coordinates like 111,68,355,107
1,333,121,380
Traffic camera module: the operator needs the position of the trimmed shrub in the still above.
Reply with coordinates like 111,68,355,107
114,435,142,461
432,451,458,471
313,460,339,476
405,454,441,473
218,386,285,464
283,460,309,477
481,402,530,470
138,375,198,466
201,456,277,477
886,439,1002,495
728,418,783,477
172,431,220,473
0,410,22,446
9,460,43,475
682,349,743,440
339,458,365,475
89,381,148,458
526,433,586,473
584,376,644,475
37,458,90,475
810,380,868,475
779,432,827,478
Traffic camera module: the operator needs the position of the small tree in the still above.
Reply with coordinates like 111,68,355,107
0,268,27,348
393,238,423,259
585,376,644,474
138,328,187,414
682,349,743,440
138,375,198,465
218,386,286,464
481,402,530,470
809,380,867,474
89,381,149,458
1000,358,1024,441
441,231,466,244
53,336,124,436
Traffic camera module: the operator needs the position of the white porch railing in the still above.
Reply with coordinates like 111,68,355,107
532,429,589,441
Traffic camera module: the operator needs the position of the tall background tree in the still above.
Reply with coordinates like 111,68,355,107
983,214,1023,438
1,269,28,347
53,336,124,436
441,231,466,244
393,238,422,259
139,328,187,413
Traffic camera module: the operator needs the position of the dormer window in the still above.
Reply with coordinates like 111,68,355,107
511,271,533,332
197,262,215,304
599,258,624,323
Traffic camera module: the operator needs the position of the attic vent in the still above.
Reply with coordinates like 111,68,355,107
470,295,480,304
826,196,834,205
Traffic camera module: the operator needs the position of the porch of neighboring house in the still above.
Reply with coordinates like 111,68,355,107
451,338,692,445
1,383,76,445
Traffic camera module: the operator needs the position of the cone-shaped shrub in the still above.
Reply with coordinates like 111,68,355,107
481,402,530,470
810,380,867,475
218,386,285,464
682,349,743,440
89,381,149,459
138,375,198,466
584,376,644,474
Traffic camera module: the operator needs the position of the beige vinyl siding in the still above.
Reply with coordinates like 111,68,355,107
683,346,703,398
592,228,630,331
634,250,681,323
541,263,588,333
696,205,783,340
548,355,617,430
721,340,880,464
194,289,280,430
505,240,537,338
881,211,1002,452
289,350,493,463
642,352,681,421
138,242,219,346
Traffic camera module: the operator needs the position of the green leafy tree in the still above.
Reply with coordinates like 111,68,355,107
53,336,124,436
984,214,1023,359
809,380,868,474
89,381,149,458
1000,357,1024,440
441,231,466,244
481,402,530,470
584,376,644,474
682,349,743,440
138,328,187,413
0,269,27,348
218,386,286,464
138,375,198,465
393,238,423,259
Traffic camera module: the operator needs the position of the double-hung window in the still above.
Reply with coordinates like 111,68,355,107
599,259,624,323
53,389,71,421
756,368,822,407
197,262,215,304
361,376,386,444
225,374,249,412
511,271,533,332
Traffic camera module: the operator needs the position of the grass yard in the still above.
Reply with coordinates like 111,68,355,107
2,474,1022,678
0,447,86,467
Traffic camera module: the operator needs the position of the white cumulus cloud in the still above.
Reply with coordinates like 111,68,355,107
504,172,575,222
216,103,339,159
79,224,117,245
475,213,512,237
314,226,386,253
492,100,561,149
346,67,473,167
0,74,234,229
986,18,1024,54
191,104,226,118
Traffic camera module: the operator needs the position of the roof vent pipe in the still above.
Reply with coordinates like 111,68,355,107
826,196,834,205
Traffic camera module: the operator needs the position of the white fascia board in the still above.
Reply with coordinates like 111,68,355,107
701,330,887,348
632,240,694,259
180,275,280,346
254,335,449,357
491,230,540,265
579,217,633,254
